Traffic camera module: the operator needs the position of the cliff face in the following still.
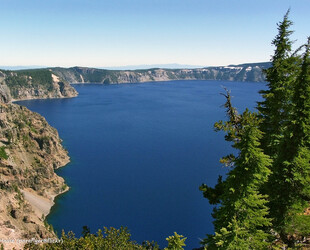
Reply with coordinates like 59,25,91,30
0,69,78,101
0,69,76,249
50,62,270,84
0,103,70,249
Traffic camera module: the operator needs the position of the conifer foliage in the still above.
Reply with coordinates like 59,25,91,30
200,93,273,249
201,11,310,249
258,9,298,156
272,37,310,244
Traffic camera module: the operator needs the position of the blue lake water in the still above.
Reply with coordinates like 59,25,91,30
17,80,265,249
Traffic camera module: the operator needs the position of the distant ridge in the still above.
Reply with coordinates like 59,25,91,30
0,62,271,87
49,62,271,84
227,62,271,69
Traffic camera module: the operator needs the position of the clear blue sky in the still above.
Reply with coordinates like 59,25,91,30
1,0,309,68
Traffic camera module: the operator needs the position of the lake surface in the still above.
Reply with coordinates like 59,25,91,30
17,80,265,249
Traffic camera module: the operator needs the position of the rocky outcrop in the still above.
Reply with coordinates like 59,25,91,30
50,62,270,84
0,69,78,101
0,85,12,103
0,103,70,249
0,69,76,249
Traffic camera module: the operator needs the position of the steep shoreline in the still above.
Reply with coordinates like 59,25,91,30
0,103,71,250
0,69,78,103
0,69,77,249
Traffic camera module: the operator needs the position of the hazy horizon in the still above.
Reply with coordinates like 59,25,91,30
0,61,271,71
0,63,204,71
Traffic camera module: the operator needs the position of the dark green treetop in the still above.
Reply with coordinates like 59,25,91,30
258,10,300,156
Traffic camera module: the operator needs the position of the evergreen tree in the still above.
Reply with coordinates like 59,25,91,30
257,9,299,156
256,9,310,247
270,37,310,245
290,37,310,149
200,10,310,249
200,92,272,249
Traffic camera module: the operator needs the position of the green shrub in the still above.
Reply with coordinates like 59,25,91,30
0,146,8,160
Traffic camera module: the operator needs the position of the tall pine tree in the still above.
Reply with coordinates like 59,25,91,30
257,9,299,157
200,92,272,249
200,11,310,248
257,10,310,246
271,37,310,245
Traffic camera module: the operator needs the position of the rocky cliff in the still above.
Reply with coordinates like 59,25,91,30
0,69,74,249
0,103,70,249
0,69,78,101
50,62,270,84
